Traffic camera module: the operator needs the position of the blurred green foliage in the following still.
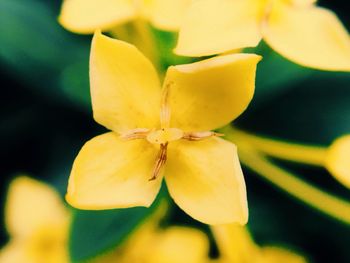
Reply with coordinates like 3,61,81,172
0,0,91,108
70,206,156,262
1,0,350,262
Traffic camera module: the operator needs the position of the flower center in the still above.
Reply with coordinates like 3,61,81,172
120,82,224,181
146,128,184,145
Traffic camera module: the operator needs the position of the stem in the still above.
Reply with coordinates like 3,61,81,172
221,126,327,166
110,25,133,42
238,145,350,225
131,18,160,69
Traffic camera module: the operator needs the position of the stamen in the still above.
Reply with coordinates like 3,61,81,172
160,81,174,129
120,128,150,140
183,131,224,141
149,143,168,181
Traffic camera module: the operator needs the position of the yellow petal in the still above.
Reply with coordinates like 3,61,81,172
325,135,350,189
211,224,260,261
146,0,192,31
88,221,157,263
0,239,69,263
59,0,136,34
90,32,161,133
67,132,161,209
149,227,210,263
259,247,307,263
5,177,68,238
165,138,248,225
175,0,265,56
27,226,69,263
108,211,161,262
264,2,350,71
0,242,29,263
164,54,261,132
91,224,209,263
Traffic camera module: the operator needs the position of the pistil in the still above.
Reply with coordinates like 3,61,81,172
149,143,168,181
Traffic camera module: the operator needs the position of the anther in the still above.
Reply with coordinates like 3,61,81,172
120,128,150,140
183,131,224,141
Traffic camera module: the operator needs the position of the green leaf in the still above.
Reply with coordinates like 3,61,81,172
69,189,165,262
151,29,194,71
69,208,147,262
249,42,315,108
0,0,91,108
60,59,91,108
237,68,350,144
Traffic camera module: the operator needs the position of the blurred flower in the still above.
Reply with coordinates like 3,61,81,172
93,223,210,263
66,31,261,225
59,0,193,70
223,127,350,224
0,176,70,263
88,202,211,263
230,128,350,190
59,0,191,34
176,0,350,71
325,135,350,189
212,224,307,263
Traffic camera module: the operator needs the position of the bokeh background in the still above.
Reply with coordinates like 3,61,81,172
1,0,350,262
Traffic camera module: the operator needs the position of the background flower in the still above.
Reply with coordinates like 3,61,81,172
176,0,350,71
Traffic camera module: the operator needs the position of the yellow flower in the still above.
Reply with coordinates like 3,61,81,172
212,224,307,263
325,135,350,189
0,177,70,263
93,223,211,263
175,0,350,71
66,31,261,225
59,0,192,34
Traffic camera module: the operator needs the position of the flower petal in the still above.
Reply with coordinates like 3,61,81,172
146,0,192,31
66,132,162,209
164,54,261,132
165,138,248,225
59,0,136,34
264,2,350,71
0,242,29,263
90,32,161,133
325,135,350,189
149,227,210,263
95,224,209,263
260,247,307,263
5,177,68,238
175,0,264,56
